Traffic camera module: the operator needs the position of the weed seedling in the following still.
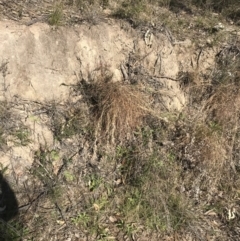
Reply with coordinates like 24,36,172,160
48,5,63,26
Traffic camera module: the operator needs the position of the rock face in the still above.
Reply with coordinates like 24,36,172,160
0,20,186,103
0,20,135,102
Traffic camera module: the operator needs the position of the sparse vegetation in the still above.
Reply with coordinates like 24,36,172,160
0,101,31,150
1,0,240,240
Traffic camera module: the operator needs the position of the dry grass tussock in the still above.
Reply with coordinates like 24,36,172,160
201,84,240,176
204,47,240,172
191,122,226,172
175,56,240,205
207,51,240,128
88,78,150,143
207,84,240,130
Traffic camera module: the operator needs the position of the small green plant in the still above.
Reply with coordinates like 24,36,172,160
50,149,60,161
13,128,31,146
71,212,90,227
63,170,75,182
86,174,102,191
123,189,142,215
92,195,109,213
116,145,130,158
209,121,222,134
48,5,63,26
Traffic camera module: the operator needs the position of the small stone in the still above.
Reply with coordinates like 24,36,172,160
213,22,224,31
206,38,212,45
109,216,118,223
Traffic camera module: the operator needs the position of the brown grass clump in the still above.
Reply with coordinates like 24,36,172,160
207,84,240,131
86,78,149,143
192,123,226,172
202,83,240,174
